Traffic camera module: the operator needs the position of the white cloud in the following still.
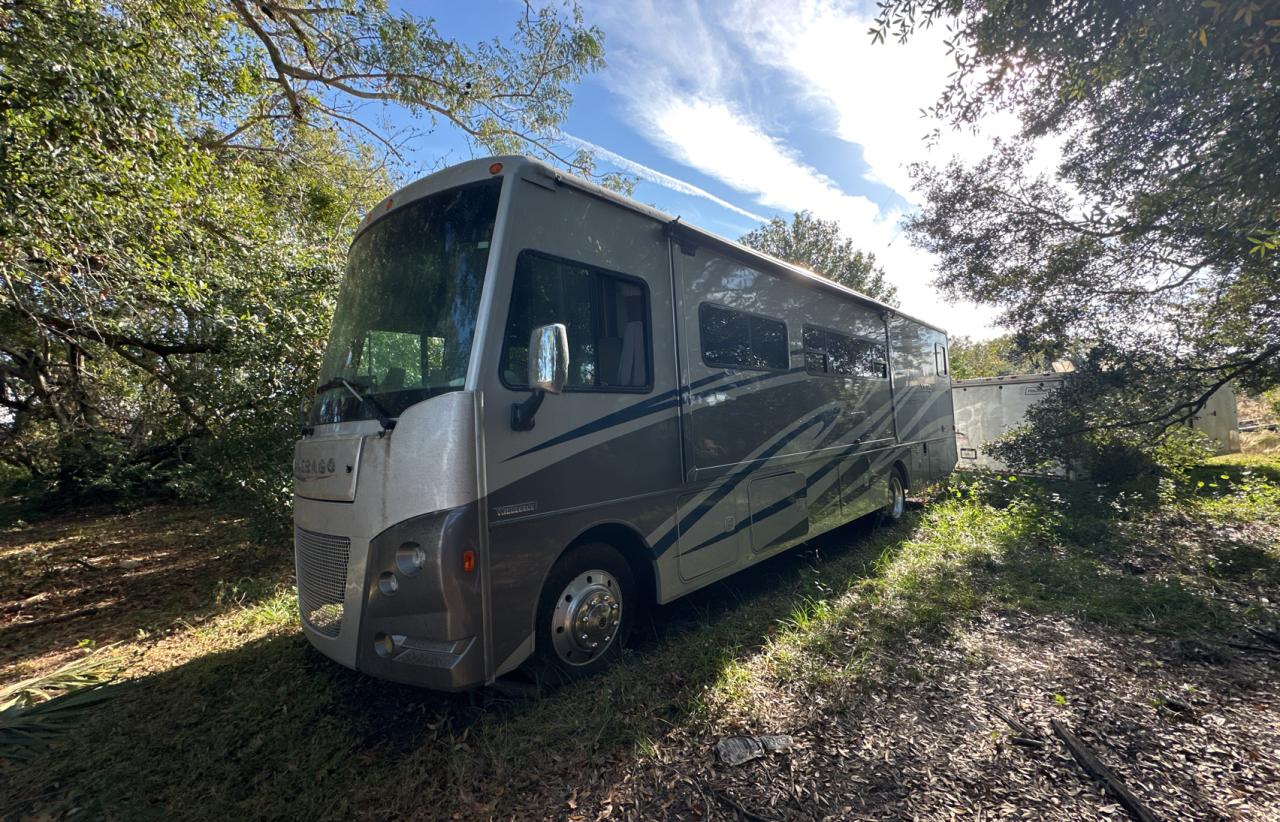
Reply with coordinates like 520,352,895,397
647,98,883,230
724,0,1022,200
561,132,770,223
582,0,1012,338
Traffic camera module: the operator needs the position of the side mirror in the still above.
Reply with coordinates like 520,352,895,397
512,323,570,430
528,323,569,395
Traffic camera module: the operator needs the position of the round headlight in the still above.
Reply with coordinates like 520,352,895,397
378,571,399,595
395,542,426,576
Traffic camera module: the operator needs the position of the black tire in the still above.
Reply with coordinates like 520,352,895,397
531,542,636,684
880,469,907,523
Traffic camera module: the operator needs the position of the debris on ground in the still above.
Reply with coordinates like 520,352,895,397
715,733,794,766
1051,718,1159,822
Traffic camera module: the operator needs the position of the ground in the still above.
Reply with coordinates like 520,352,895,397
1,453,1278,820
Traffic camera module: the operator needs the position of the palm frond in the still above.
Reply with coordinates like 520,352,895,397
0,646,127,762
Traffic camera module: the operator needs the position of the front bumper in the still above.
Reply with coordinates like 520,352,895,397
296,503,488,691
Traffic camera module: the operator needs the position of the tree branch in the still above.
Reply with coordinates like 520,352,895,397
231,0,304,119
27,312,223,356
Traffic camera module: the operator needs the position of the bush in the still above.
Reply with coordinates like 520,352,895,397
989,421,1213,487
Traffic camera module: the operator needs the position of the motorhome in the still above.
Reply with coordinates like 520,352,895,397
292,156,957,690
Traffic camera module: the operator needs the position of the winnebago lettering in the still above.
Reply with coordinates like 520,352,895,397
292,156,957,689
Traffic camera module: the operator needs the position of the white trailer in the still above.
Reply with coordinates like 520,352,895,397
953,374,1068,475
953,374,1239,474
1189,383,1241,453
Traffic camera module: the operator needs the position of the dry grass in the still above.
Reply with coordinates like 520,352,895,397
0,505,293,683
1241,429,1280,455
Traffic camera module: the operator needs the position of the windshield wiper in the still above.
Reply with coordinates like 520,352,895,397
315,378,396,432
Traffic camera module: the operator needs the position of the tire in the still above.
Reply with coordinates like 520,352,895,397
531,542,636,684
880,469,907,523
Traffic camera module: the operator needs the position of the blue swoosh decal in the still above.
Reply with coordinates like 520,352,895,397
505,367,807,462
652,405,841,556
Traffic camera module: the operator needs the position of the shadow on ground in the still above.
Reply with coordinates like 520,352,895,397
1,514,896,818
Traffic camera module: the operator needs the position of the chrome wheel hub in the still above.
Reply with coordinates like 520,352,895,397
890,477,905,518
550,569,622,666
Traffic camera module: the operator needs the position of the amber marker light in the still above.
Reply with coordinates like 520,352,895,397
489,162,503,175
462,549,476,573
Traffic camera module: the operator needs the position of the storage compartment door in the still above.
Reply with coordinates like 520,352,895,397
748,472,808,553
676,489,747,581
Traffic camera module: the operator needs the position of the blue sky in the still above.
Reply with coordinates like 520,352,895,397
378,1,1016,339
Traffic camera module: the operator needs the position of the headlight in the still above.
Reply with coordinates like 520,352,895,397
378,571,399,595
395,542,426,576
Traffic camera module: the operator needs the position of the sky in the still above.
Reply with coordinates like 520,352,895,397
384,0,1020,340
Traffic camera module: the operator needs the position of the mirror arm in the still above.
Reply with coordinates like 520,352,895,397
510,388,545,431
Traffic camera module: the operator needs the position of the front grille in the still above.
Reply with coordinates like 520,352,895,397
294,527,351,637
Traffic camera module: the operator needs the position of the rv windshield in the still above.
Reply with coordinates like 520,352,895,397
309,178,502,426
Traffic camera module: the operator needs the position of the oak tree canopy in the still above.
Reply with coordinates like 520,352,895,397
876,0,1279,472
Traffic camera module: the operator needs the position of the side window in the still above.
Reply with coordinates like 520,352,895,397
804,323,888,379
828,332,858,376
935,342,948,376
500,251,651,391
854,338,889,379
700,304,788,371
802,325,827,374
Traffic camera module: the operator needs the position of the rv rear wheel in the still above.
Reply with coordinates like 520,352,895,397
532,542,636,683
881,471,906,522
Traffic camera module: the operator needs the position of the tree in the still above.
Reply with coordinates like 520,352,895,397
740,211,897,304
0,0,607,509
874,0,1280,471
947,335,1040,380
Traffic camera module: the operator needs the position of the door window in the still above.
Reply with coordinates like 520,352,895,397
501,251,651,391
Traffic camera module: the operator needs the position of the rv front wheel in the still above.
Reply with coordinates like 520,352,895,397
533,542,635,683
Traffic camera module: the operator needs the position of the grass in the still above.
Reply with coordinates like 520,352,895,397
725,468,1274,710
2,454,1279,818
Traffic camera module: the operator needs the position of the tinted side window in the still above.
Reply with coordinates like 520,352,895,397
749,315,788,370
700,304,788,370
802,325,827,374
853,338,889,379
828,332,858,376
804,323,887,379
501,251,650,391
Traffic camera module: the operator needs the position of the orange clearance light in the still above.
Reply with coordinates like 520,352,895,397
489,162,503,175
384,199,393,211
462,549,476,573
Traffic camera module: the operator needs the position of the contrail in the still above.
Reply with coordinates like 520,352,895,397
562,133,771,224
